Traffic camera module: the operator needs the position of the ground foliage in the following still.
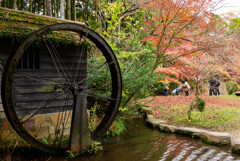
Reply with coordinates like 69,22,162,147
226,81,238,95
146,96,240,108
187,96,206,120
145,95,240,132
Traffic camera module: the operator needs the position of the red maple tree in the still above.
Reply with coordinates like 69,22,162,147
140,0,224,72
140,0,240,95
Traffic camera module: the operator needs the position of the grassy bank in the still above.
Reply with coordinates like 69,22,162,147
144,95,240,136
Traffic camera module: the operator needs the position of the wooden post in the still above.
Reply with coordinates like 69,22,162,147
70,88,91,153
69,44,91,154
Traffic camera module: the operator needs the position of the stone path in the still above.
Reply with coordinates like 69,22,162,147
141,106,240,154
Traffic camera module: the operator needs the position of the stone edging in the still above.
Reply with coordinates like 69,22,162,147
140,106,240,154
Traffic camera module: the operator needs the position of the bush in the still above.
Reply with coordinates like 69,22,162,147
105,117,126,137
188,96,206,120
169,82,179,94
149,82,165,95
226,81,238,94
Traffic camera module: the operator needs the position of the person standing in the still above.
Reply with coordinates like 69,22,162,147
209,76,216,96
163,82,169,96
182,80,190,96
215,75,221,96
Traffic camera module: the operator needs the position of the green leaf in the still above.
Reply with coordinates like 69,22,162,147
42,138,48,144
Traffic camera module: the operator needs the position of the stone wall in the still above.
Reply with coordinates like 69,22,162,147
0,112,72,141
0,66,72,140
140,106,240,154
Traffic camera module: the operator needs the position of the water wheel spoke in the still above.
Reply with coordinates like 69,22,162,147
20,89,70,124
59,107,72,147
15,72,62,88
42,34,72,85
87,92,117,101
69,32,83,73
75,61,114,87
53,92,73,147
71,32,86,85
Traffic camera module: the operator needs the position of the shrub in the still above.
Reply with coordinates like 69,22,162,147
105,117,126,137
188,96,206,120
226,81,238,95
169,82,179,93
149,82,165,96
86,141,103,154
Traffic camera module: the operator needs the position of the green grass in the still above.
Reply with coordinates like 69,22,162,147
175,107,239,130
219,94,240,100
154,104,240,132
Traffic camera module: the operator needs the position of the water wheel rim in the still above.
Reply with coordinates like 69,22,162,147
1,23,122,154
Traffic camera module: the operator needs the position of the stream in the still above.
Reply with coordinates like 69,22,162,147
4,118,240,161
77,118,240,161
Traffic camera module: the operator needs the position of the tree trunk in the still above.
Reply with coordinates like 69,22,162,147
187,110,192,120
13,0,17,10
118,19,121,43
56,0,59,17
66,0,71,20
22,0,24,10
43,0,46,15
29,0,33,12
38,0,41,14
98,14,102,35
95,0,103,34
46,0,52,16
8,0,10,8
52,0,56,17
71,0,76,21
60,0,64,19
3,0,6,7
195,81,200,96
32,0,36,13
18,0,20,10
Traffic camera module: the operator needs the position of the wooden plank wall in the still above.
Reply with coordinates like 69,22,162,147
0,39,87,117
0,38,16,118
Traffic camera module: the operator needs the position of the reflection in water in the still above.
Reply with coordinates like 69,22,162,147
77,118,240,161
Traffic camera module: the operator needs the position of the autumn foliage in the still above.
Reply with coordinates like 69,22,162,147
141,0,222,61
140,0,240,94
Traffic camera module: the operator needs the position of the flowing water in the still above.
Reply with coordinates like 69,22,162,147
4,118,240,161
77,118,240,161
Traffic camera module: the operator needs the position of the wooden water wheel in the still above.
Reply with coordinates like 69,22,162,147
1,23,122,154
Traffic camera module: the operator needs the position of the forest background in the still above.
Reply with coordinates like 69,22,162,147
1,0,240,136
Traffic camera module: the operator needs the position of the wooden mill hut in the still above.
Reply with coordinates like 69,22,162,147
0,7,87,139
